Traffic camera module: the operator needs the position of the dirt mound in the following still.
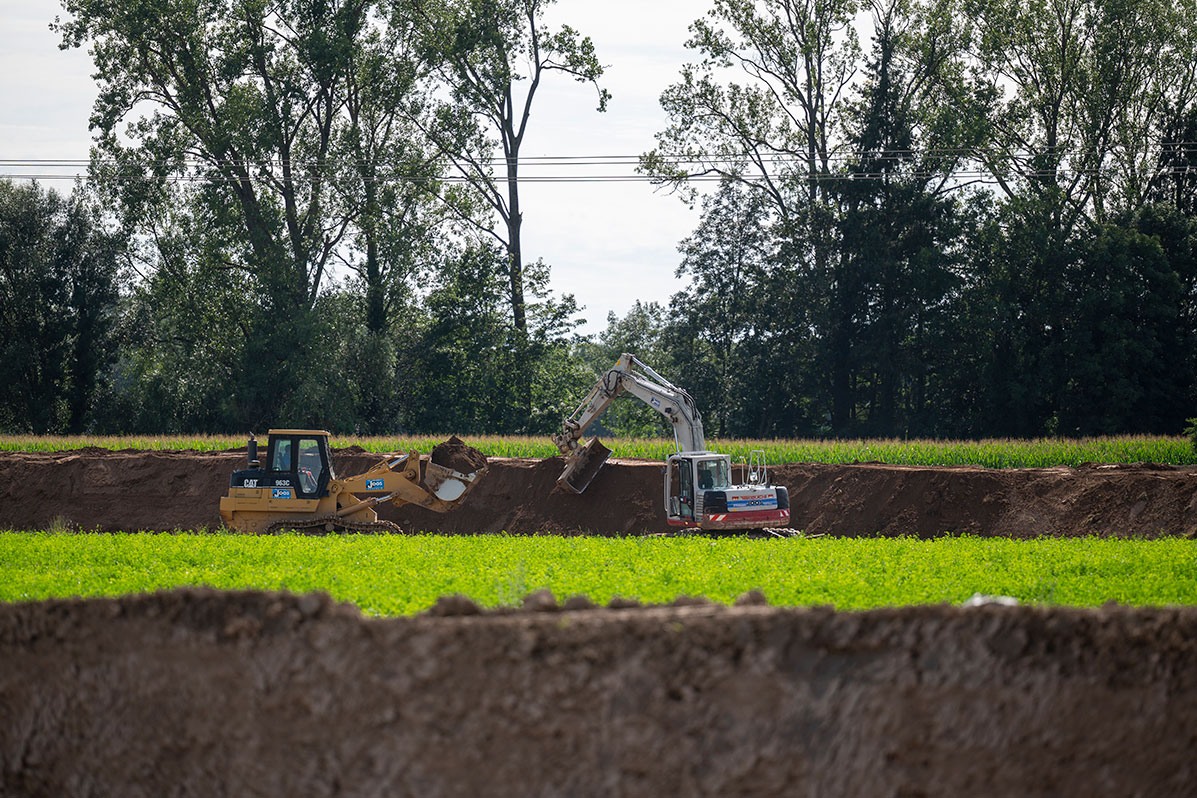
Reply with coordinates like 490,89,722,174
390,456,665,534
430,435,488,474
0,448,1195,536
3,589,1196,796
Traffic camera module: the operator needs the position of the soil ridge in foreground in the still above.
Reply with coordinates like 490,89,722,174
2,588,1196,797
0,448,1195,537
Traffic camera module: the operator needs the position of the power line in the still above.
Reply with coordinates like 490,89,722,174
2,145,1195,183
4,143,1197,168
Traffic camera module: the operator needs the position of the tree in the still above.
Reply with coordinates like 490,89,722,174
90,189,258,433
400,240,585,434
1057,224,1183,434
406,0,607,422
330,9,460,430
666,182,815,437
942,0,1197,436
644,0,973,436
957,0,1197,223
575,301,675,438
833,0,967,435
0,181,122,433
56,0,373,421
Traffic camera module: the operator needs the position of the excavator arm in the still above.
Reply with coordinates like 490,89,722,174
554,353,706,493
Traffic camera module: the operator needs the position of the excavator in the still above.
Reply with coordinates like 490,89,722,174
219,429,485,534
553,354,791,532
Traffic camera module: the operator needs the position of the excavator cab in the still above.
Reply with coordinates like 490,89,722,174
667,453,730,521
665,452,790,530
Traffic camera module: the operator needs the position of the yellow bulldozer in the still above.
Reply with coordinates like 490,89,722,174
219,429,485,534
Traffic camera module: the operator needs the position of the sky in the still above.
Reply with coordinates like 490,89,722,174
0,0,717,335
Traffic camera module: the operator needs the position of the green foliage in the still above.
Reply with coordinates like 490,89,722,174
572,301,674,438
401,244,587,434
667,182,822,438
638,0,1197,441
0,181,123,434
9,0,1196,442
3,533,1195,615
406,0,607,421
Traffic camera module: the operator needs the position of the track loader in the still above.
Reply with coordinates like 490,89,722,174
219,429,485,534
553,354,791,532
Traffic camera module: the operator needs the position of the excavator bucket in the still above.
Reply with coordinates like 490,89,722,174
557,437,612,494
422,461,485,505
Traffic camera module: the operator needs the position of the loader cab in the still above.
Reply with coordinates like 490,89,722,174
666,453,732,524
268,430,334,497
230,429,334,499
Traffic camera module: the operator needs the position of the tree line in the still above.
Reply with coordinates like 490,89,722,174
2,0,1196,439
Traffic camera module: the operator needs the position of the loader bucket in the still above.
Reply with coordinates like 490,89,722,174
422,461,485,505
557,437,612,494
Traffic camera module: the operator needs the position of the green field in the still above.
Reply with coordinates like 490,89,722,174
2,532,1194,616
1,433,1193,468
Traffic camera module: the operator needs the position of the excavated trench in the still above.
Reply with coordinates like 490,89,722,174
2,589,1196,797
4,450,1197,794
1,446,1196,537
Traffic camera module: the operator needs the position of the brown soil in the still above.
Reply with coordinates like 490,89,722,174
1,448,1195,536
2,589,1196,796
430,435,489,474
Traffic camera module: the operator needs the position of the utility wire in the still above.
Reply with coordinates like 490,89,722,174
2,145,1195,183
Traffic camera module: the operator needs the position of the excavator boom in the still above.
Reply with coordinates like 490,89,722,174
555,353,704,492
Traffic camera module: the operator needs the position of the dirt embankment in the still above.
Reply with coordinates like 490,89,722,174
2,589,1196,797
1,448,1195,536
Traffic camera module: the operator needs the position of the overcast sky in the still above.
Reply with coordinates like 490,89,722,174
0,0,716,335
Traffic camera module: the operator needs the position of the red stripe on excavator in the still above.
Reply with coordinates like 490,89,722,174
666,509,790,528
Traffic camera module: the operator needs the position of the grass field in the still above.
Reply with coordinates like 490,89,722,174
1,433,1193,468
2,532,1194,616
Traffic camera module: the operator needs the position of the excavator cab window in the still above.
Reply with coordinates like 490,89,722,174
697,458,730,491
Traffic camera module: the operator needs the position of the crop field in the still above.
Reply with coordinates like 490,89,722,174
2,432,1193,467
3,532,1195,616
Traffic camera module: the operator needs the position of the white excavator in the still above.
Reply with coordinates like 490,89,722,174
553,353,791,532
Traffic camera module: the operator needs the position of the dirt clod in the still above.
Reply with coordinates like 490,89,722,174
430,435,488,474
426,594,482,616
735,589,769,606
562,595,598,611
521,588,558,612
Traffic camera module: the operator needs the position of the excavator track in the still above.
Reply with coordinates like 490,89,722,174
263,515,406,536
